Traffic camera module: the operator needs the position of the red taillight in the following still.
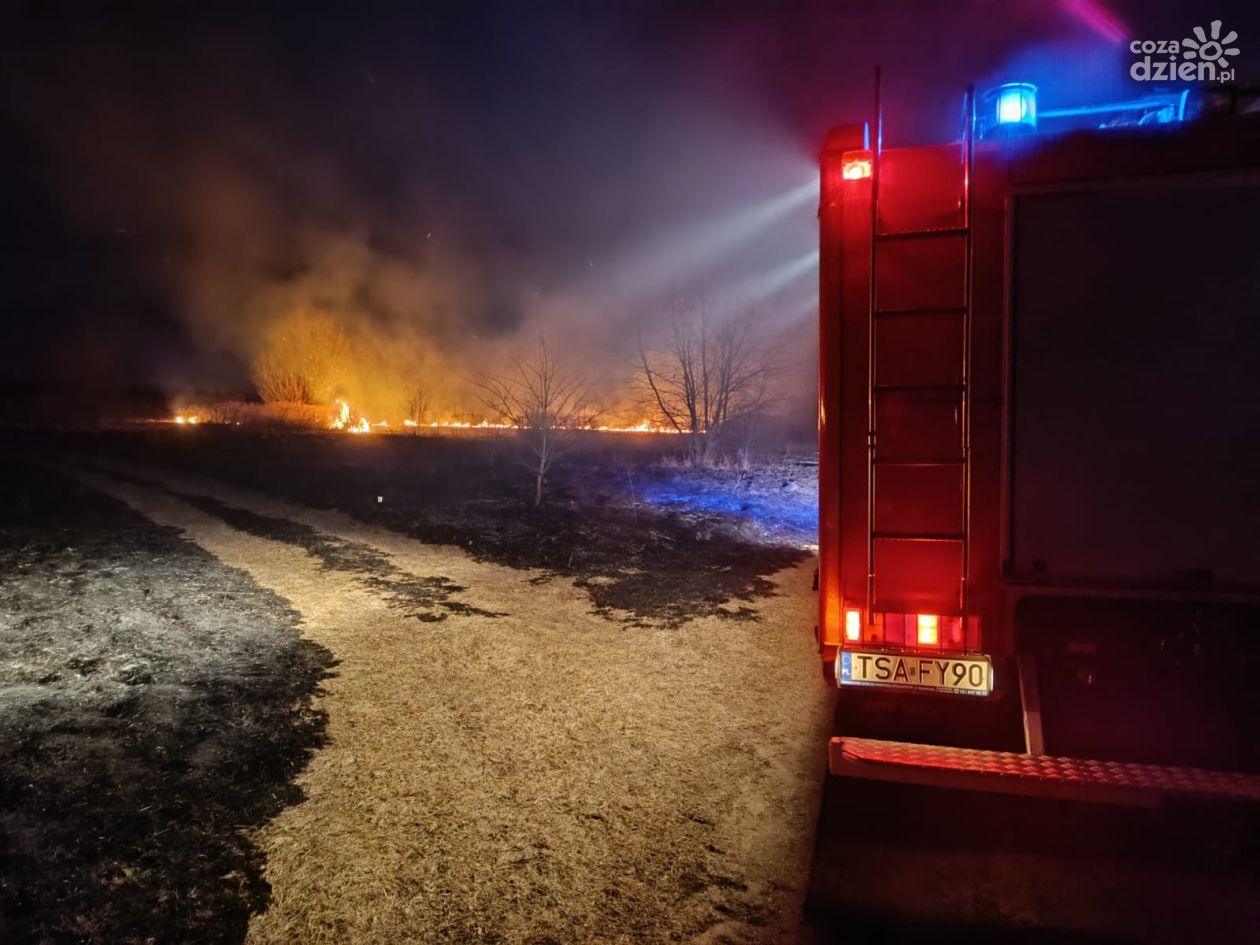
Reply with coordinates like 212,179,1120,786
841,149,872,180
874,612,979,649
845,609,862,642
916,614,939,646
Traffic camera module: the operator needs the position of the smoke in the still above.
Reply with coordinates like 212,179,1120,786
5,1,1248,422
0,7,817,420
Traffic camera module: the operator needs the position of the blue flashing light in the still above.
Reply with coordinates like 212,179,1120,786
997,89,1026,124
990,82,1038,133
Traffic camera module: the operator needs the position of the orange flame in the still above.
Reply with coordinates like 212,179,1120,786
170,399,679,436
330,399,373,434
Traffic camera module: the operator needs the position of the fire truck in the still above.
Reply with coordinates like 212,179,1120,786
817,76,1260,804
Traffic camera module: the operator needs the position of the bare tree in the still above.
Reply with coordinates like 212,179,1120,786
252,308,351,405
477,340,595,507
638,302,781,466
403,386,431,434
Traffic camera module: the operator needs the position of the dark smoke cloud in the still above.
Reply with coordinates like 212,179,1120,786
2,0,1253,419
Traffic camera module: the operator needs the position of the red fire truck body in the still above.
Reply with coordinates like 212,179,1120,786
817,85,1260,803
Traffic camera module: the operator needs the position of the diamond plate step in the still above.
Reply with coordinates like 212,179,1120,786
830,737,1260,807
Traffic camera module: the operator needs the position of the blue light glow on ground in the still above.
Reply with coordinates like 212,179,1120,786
633,467,818,548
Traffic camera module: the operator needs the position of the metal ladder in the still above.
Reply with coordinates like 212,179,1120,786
865,70,976,628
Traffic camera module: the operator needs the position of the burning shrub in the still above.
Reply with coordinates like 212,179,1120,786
256,401,333,429
252,308,351,405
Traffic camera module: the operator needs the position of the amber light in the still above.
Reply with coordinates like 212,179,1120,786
841,149,872,180
844,609,862,642
916,614,939,646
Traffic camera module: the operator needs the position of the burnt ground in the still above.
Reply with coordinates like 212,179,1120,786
52,428,813,627
0,461,333,945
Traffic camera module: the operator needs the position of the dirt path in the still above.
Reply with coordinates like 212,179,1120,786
68,462,833,944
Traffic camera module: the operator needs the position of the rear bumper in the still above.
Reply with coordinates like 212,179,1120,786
830,736,1260,807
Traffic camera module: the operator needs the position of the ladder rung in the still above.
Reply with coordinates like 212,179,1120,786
873,531,966,543
873,458,966,467
874,306,966,319
875,226,968,241
874,383,965,394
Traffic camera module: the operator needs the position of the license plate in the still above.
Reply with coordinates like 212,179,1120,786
839,650,993,696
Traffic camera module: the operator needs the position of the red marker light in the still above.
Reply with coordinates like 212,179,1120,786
845,609,862,642
841,149,872,180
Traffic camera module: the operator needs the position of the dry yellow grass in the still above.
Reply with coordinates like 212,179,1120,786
72,463,833,944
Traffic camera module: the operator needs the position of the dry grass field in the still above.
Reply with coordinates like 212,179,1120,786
2,434,832,944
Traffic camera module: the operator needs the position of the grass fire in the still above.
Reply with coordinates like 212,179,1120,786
3,3,1259,944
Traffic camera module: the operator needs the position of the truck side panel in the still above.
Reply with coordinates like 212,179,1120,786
1009,177,1260,591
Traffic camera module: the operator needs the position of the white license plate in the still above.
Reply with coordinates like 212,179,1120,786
839,650,993,696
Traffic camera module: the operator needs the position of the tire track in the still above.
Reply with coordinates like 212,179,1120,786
102,469,505,623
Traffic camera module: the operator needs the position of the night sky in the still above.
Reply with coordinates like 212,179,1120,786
1,0,1255,414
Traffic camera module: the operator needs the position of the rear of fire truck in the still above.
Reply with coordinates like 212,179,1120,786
817,79,1260,804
